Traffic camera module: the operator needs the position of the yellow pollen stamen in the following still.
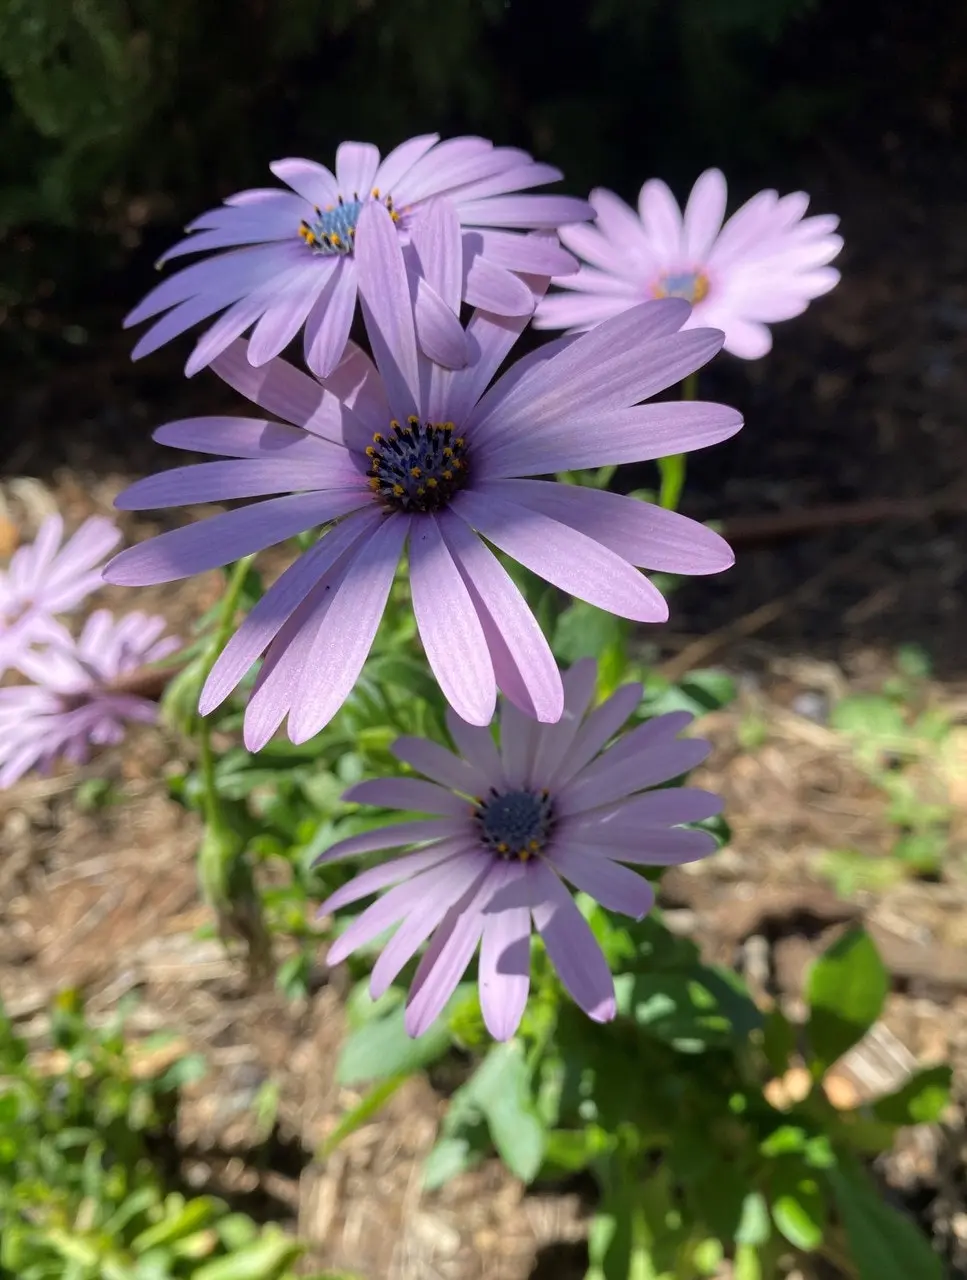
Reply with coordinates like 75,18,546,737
425,477,437,489
392,484,405,497
497,842,509,855
365,446,377,457
410,466,422,478
442,470,453,481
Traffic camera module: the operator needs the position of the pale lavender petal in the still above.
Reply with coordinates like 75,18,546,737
157,222,295,263
104,490,367,586
391,735,484,794
328,853,481,967
303,258,359,379
558,739,712,815
476,400,742,480
499,696,543,789
470,229,577,276
590,188,655,260
530,291,630,332
210,340,325,426
335,141,381,197
269,157,339,206
682,169,728,263
411,197,463,313
465,329,574,426
463,257,536,315
343,774,471,818
452,160,559,201
124,244,295,328
528,861,615,1023
471,480,734,575
721,318,772,360
558,219,633,273
320,340,389,428
318,843,458,915
116,458,356,509
451,489,668,623
414,279,470,368
247,268,329,366
445,707,503,789
288,515,408,742
313,818,471,865
404,865,500,1037
707,189,780,266
571,710,694,777
458,194,593,229
408,516,495,726
373,133,440,193
153,415,334,461
184,285,295,377
529,659,599,788
549,680,643,788
478,869,532,1041
355,202,421,418
438,511,562,724
200,508,383,713
549,845,656,919
637,178,684,259
579,786,722,826
395,138,500,204
552,825,718,865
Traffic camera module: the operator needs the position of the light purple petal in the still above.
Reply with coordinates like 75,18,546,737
463,257,536,315
637,178,684,259
411,196,463,313
445,707,503,790
721,318,772,360
551,824,718,865
457,194,593,229
313,818,471,866
438,511,563,724
287,515,408,742
319,340,389,428
104,490,368,586
404,864,499,1037
391,735,485,795
210,340,324,427
559,739,712,815
528,861,615,1023
355,202,421,418
682,169,728,263
409,516,496,727
498,696,543,789
270,157,339,206
395,138,500,204
154,415,318,459
549,681,644,789
477,400,742,479
335,141,381,197
116,458,357,509
125,243,297,328
529,659,599,789
575,786,722,827
184,281,301,377
449,159,558,201
200,507,383,713
319,842,467,918
549,844,656,919
343,774,471,819
373,133,440,194
303,258,359,379
530,290,630,333
470,229,577,276
471,480,734,575
478,862,531,1041
570,709,694,778
590,188,655,262
451,489,668,623
247,267,329,366
413,279,470,368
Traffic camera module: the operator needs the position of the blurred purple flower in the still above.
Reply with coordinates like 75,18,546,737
315,660,722,1039
534,169,843,360
125,136,591,378
0,609,179,788
0,514,121,678
106,224,741,744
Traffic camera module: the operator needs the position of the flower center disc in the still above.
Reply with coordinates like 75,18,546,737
653,269,710,305
366,417,469,513
474,788,554,861
299,189,400,256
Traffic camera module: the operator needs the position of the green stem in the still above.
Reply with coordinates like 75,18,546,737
657,371,697,512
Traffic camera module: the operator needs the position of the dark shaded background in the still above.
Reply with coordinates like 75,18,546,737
2,0,967,668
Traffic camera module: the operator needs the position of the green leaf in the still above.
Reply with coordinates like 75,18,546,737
542,1126,612,1175
422,1136,482,1191
827,1163,942,1280
193,1229,303,1280
805,929,888,1072
760,1007,796,1076
735,1191,771,1246
871,1065,952,1127
734,1243,762,1280
336,984,472,1084
462,1042,545,1183
770,1168,825,1251
320,1075,407,1157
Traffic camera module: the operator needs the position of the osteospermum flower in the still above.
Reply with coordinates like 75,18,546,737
106,216,741,744
534,168,842,359
0,609,179,788
0,514,121,678
314,661,722,1039
124,135,591,378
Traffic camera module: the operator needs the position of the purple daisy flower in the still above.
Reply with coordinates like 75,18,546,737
0,609,180,788
314,660,722,1040
124,135,591,378
0,514,121,678
534,168,843,360
105,221,741,745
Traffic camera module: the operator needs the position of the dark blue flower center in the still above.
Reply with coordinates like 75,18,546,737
299,190,400,256
654,270,710,304
366,417,469,513
474,787,554,861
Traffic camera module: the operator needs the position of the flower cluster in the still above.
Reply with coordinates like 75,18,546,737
103,137,840,1035
0,517,178,788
